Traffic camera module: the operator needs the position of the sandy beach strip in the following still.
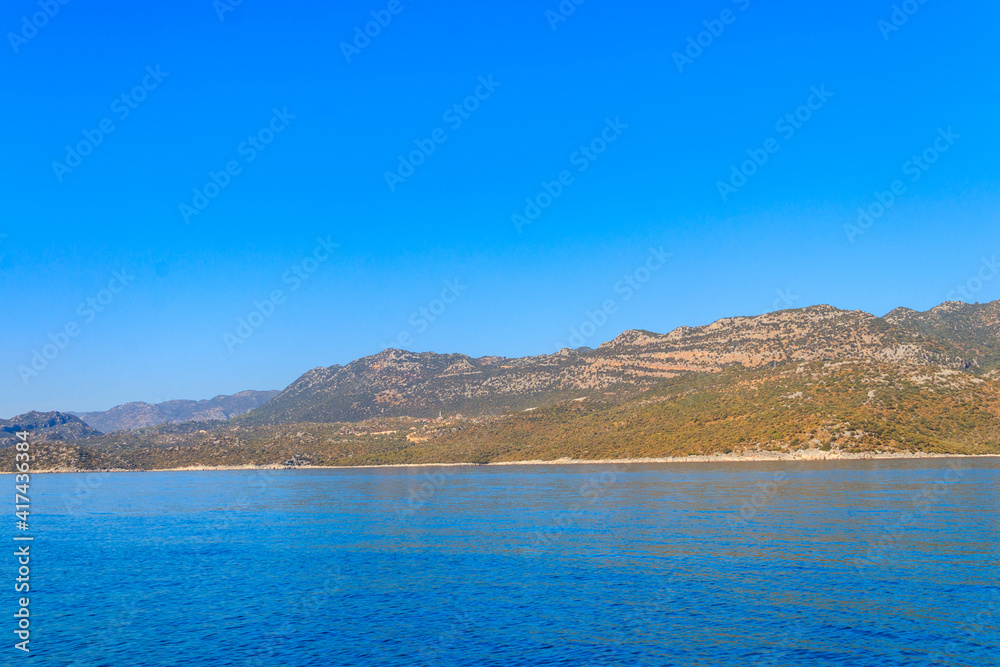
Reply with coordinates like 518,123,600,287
15,449,1000,474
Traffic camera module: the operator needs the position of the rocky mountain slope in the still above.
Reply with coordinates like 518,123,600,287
72,390,280,433
882,300,1000,367
243,301,998,426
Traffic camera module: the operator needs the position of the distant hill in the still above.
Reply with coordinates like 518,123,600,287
0,411,102,449
242,301,999,426
72,390,280,433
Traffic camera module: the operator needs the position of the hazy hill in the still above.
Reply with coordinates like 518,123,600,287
0,411,102,449
72,390,280,433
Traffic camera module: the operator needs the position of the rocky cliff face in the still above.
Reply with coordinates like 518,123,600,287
243,301,1000,425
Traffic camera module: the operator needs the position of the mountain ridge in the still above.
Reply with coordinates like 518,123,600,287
241,299,999,426
71,390,280,433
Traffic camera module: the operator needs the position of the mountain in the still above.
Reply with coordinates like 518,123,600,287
12,357,1000,470
6,299,1000,471
243,301,998,426
72,390,280,433
0,411,102,449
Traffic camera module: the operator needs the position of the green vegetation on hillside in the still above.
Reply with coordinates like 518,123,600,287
430,361,1000,462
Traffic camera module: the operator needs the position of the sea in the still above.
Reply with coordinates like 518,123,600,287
7,458,999,666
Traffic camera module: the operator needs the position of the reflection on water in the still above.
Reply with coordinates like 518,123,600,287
17,458,1000,666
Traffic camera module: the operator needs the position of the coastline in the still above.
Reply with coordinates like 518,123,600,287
16,449,1000,475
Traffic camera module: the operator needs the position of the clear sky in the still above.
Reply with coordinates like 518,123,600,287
1,0,998,416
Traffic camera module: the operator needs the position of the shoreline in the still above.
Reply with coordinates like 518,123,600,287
16,450,1000,475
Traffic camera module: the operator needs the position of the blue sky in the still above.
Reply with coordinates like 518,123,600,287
1,0,998,416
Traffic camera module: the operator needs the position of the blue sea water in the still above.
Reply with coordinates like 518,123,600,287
6,458,999,666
